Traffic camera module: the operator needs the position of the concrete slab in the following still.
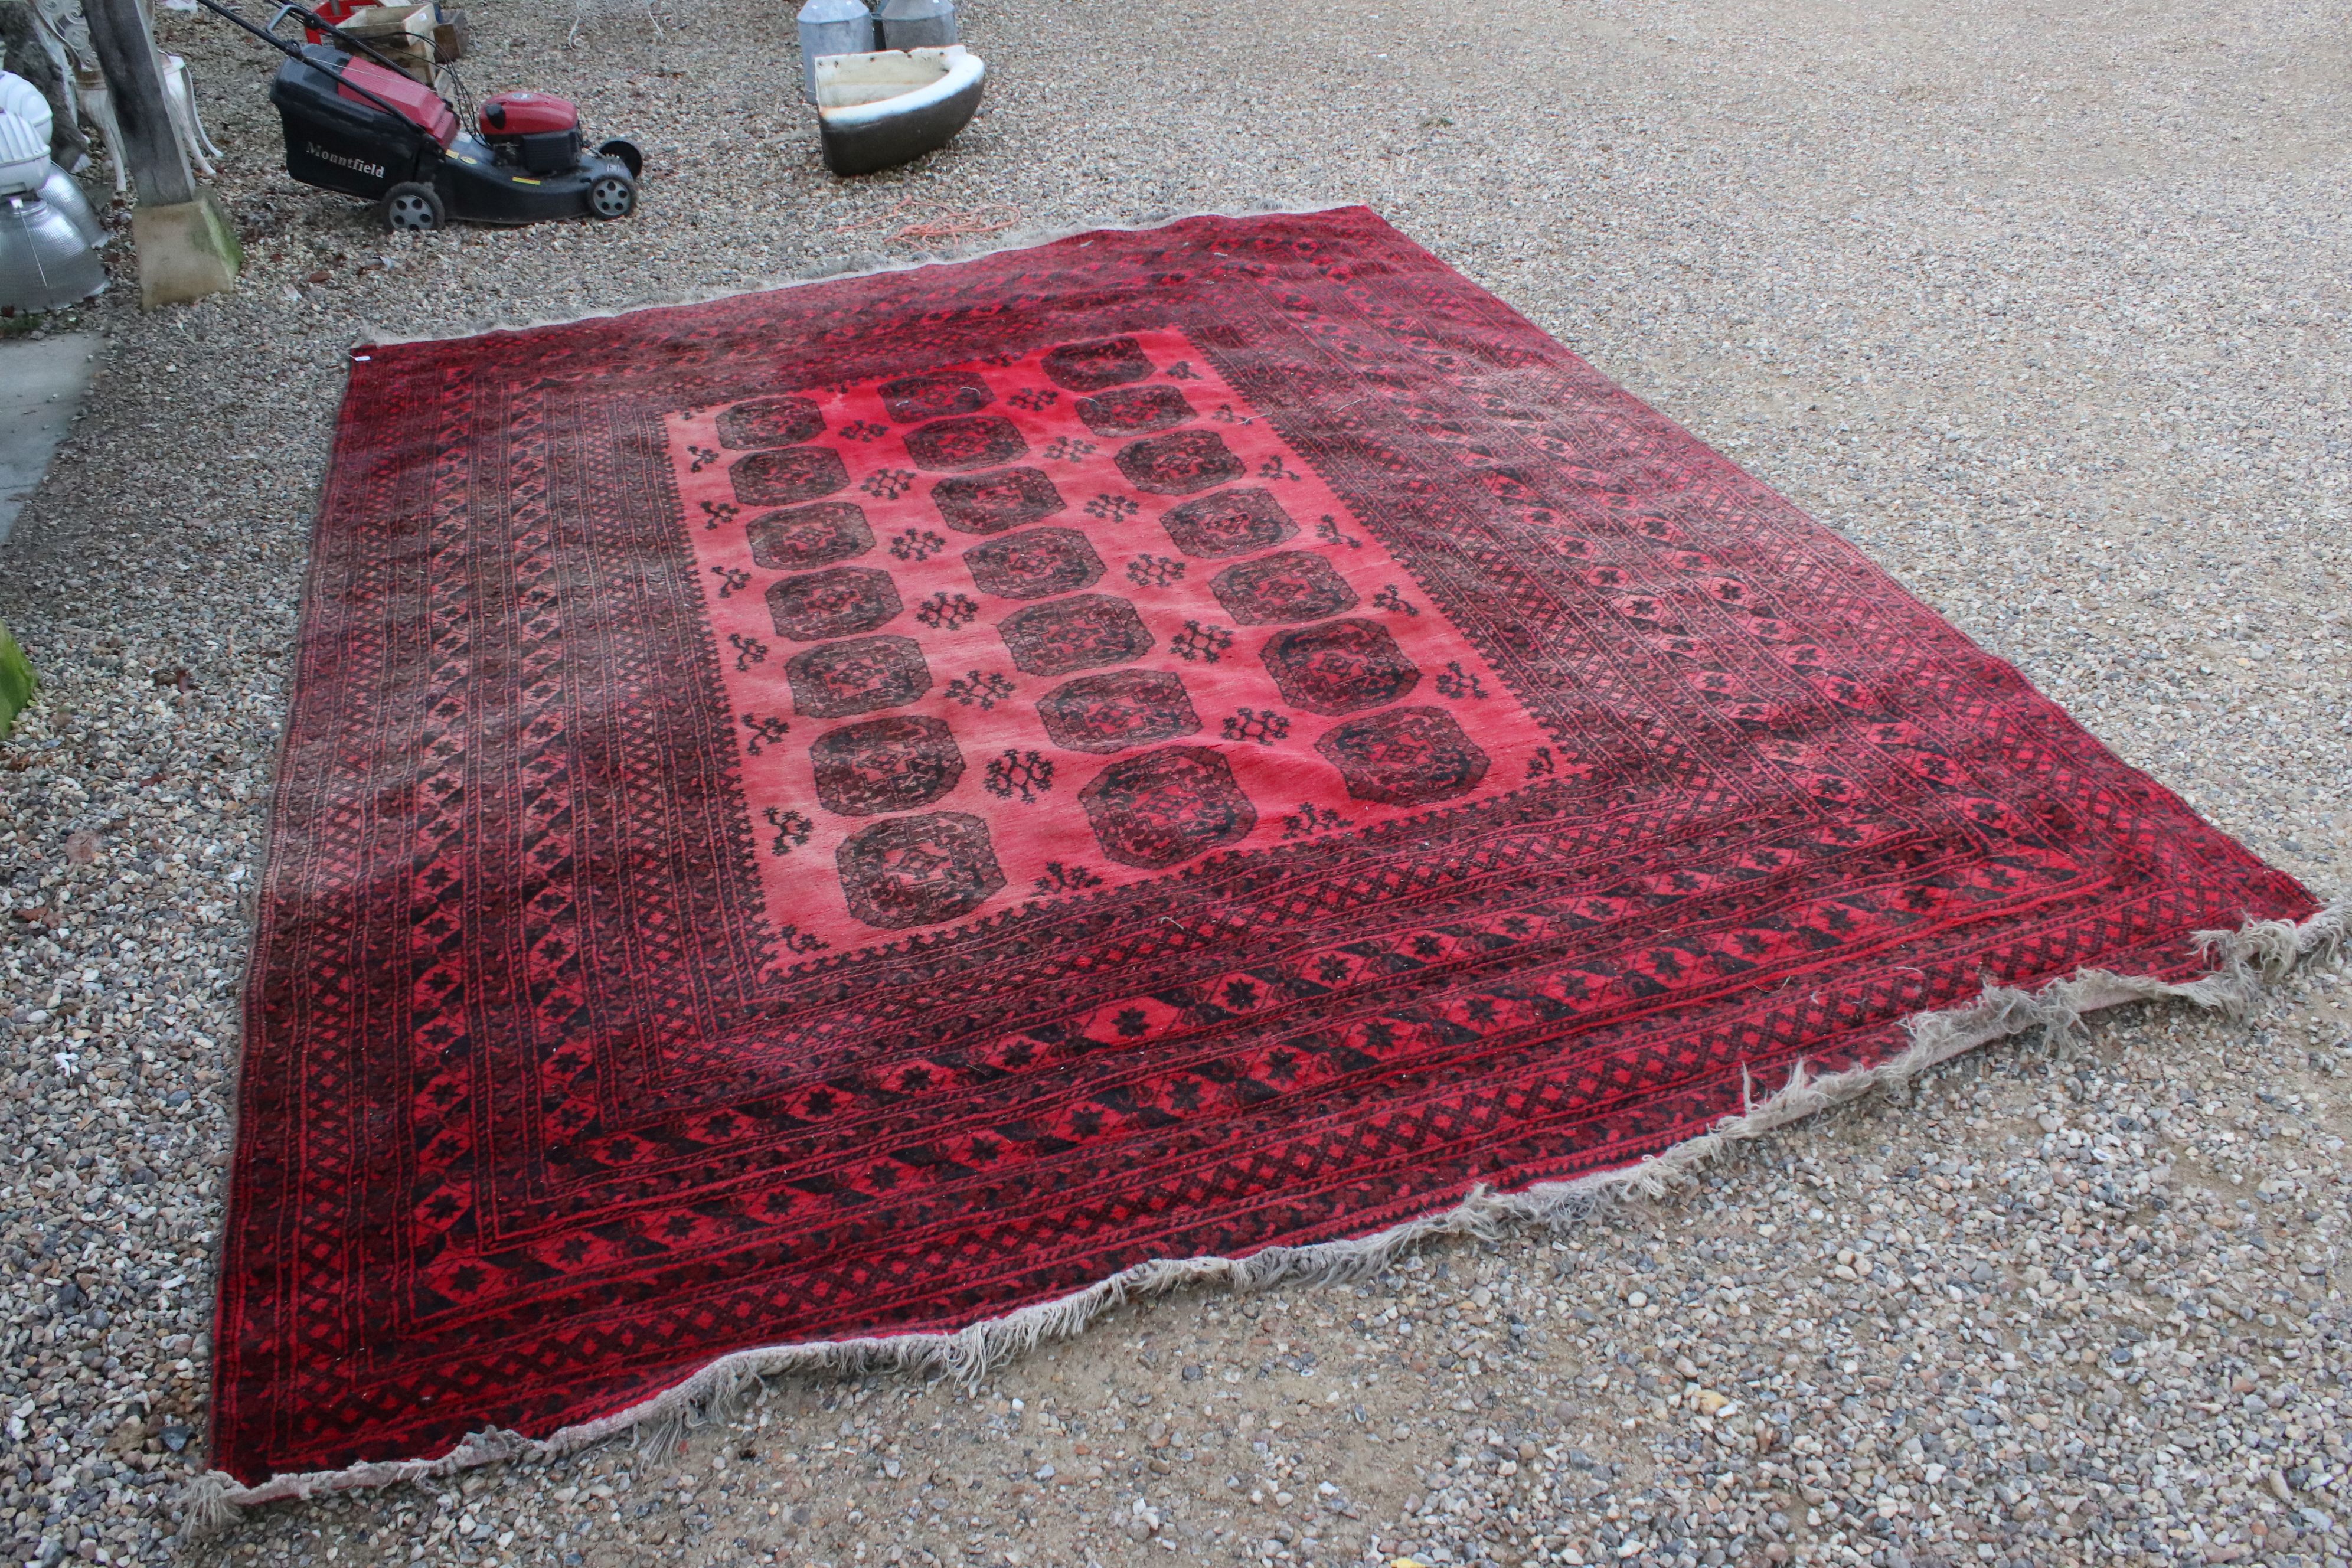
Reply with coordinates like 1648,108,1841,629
0,331,102,548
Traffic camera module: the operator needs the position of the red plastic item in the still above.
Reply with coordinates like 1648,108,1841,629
301,0,380,45
479,91,578,136
337,55,457,146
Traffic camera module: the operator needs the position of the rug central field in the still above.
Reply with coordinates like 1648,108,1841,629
215,207,2315,1482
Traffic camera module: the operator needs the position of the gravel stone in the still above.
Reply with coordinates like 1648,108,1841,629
0,0,2344,1562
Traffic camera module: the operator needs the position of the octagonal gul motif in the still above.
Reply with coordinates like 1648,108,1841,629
930,468,1067,535
1041,335,1154,393
998,594,1154,677
1158,486,1298,557
1208,551,1358,623
730,446,851,506
746,502,874,570
809,716,965,816
878,370,992,424
1116,430,1245,496
1076,386,1194,437
766,567,903,641
963,527,1105,600
1315,706,1491,806
1037,671,1201,754
837,812,1006,929
668,323,1553,955
1259,618,1420,714
783,635,931,718
906,415,1029,473
1079,746,1256,869
716,396,828,450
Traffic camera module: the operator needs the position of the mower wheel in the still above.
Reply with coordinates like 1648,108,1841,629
381,182,445,233
596,139,645,178
587,171,636,221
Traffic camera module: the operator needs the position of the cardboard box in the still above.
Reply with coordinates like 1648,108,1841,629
339,4,437,83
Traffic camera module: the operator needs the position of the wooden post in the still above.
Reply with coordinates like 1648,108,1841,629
81,0,192,205
82,0,240,305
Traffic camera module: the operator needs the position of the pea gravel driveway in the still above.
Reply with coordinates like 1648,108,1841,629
0,0,2345,1563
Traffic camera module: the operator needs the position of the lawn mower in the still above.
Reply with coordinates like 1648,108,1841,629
195,0,643,231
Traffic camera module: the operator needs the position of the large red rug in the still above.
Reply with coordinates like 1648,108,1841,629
214,207,2317,1485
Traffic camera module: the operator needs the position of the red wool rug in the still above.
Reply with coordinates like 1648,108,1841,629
209,207,2322,1496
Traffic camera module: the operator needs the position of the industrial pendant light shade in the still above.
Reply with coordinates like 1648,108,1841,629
1,192,106,310
0,72,106,310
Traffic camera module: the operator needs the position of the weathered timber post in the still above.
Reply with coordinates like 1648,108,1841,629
82,0,239,305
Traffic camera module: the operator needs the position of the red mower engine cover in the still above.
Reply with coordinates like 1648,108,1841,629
479,91,582,174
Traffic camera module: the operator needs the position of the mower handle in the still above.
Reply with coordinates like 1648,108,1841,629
269,0,422,77
192,0,309,58
194,0,443,148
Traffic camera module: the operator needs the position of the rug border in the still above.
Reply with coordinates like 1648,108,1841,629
181,898,2346,1537
347,201,1370,351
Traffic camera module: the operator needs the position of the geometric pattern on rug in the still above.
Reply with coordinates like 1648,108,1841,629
213,207,2315,1482
670,326,1551,955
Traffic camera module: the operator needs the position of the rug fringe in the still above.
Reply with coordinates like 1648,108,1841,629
178,898,2346,1540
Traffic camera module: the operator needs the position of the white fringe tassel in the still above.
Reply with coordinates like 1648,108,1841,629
180,900,2346,1541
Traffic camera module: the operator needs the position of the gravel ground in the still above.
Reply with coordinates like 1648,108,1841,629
0,0,2346,1562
